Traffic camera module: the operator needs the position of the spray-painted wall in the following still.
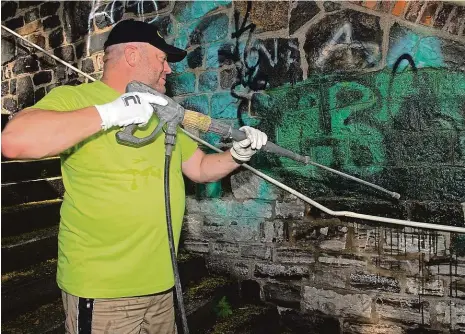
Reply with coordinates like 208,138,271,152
2,1,465,332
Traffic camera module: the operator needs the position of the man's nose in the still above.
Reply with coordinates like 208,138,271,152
164,62,172,74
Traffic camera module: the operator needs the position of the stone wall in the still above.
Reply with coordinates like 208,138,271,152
2,1,465,332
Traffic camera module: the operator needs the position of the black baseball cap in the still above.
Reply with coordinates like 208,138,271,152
104,20,187,63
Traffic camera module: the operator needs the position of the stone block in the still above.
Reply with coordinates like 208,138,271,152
231,170,280,200
2,97,17,113
289,1,320,34
309,267,348,290
210,92,238,118
188,13,229,46
1,37,15,65
187,46,203,69
370,256,420,276
198,71,218,93
182,214,204,241
35,87,46,103
375,296,430,325
318,255,366,268
28,33,46,49
172,1,230,22
205,41,235,69
419,2,438,26
319,233,347,252
89,31,110,55
276,200,305,219
10,79,16,95
445,6,465,35
17,76,34,110
219,68,237,90
303,286,372,319
5,17,24,31
166,72,195,96
81,58,95,74
405,277,444,296
275,247,315,264
187,198,273,219
349,271,400,293
2,81,9,95
63,1,93,43
405,1,425,22
13,56,39,75
207,257,252,278
211,241,240,257
255,263,308,278
25,8,39,23
304,9,382,74
40,1,61,18
183,240,209,254
17,20,41,35
263,281,301,308
342,322,404,334
241,245,271,260
260,220,284,243
435,300,465,330
42,15,60,30
178,94,209,115
48,28,64,49
434,3,454,29
2,1,18,21
75,41,86,60
33,71,52,86
234,1,289,33
323,2,342,12
202,215,262,243
54,45,75,63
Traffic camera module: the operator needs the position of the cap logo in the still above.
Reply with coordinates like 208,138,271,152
157,31,163,39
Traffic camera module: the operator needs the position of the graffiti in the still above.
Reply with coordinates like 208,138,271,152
304,10,383,74
231,2,302,92
256,67,465,182
315,22,380,69
86,0,164,56
387,30,445,70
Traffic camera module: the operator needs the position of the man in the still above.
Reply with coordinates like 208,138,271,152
1,20,267,333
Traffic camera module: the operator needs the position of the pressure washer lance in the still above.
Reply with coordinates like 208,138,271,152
117,81,400,200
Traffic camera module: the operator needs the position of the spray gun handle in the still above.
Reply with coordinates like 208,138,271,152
115,114,166,147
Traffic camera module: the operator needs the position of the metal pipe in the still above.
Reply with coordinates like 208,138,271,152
3,23,463,234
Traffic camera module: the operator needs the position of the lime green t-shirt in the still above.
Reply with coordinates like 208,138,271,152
32,81,198,298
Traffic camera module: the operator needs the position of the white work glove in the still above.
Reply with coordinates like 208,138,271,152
230,126,268,162
95,92,168,130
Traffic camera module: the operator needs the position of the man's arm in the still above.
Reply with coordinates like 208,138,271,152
1,92,168,160
182,148,240,183
1,107,102,160
182,126,268,183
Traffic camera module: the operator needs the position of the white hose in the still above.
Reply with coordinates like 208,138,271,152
3,24,464,234
182,129,465,234
1,25,95,82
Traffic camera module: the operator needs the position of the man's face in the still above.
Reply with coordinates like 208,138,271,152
138,45,172,93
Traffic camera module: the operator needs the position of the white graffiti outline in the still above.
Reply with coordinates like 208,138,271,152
316,22,380,68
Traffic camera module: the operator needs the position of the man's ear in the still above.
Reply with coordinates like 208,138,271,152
123,45,139,67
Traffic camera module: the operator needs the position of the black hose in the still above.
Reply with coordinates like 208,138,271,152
164,151,190,334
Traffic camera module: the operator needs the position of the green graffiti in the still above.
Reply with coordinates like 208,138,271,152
257,68,465,177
